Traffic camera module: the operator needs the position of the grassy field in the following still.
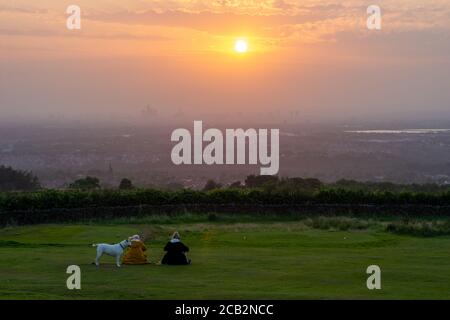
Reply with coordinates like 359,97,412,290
0,216,450,299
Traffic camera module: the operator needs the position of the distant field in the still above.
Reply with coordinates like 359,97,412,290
0,217,450,299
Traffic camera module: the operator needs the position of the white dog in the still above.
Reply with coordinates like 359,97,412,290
92,238,132,267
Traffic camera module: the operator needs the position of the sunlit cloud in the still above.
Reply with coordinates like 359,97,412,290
1,0,449,121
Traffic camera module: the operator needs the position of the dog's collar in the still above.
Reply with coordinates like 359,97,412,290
120,242,126,249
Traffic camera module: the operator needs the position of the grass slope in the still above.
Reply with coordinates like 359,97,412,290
0,219,449,299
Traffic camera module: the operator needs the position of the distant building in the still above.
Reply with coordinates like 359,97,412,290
108,161,114,177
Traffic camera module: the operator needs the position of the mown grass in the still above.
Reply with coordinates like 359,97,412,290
1,216,450,299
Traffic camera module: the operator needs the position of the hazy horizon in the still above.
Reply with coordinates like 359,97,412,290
1,0,449,125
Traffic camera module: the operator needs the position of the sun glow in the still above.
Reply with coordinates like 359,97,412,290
234,39,248,53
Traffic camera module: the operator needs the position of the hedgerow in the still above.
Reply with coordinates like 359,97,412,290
1,188,450,213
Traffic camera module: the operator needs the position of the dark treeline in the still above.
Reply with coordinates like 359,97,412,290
1,165,449,194
234,175,450,194
0,165,40,192
1,166,450,214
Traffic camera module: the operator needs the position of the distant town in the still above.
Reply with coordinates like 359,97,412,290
1,121,450,189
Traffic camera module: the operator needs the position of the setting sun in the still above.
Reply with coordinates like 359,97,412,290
234,39,248,53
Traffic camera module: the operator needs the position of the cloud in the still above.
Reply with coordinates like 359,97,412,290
85,7,347,35
0,5,48,14
2,1,449,46
84,3,450,42
0,28,170,41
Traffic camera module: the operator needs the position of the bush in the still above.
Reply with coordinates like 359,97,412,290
304,216,372,231
119,178,134,190
69,176,100,190
203,180,222,191
386,220,450,237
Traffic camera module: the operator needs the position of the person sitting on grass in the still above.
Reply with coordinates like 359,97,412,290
122,234,148,265
161,231,191,265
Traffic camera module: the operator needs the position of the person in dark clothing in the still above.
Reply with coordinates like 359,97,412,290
161,231,191,265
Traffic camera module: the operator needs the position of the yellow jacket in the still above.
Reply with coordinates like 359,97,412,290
122,240,148,264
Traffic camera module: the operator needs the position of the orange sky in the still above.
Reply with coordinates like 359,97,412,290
1,0,450,123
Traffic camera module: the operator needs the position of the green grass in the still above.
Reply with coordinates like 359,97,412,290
1,216,450,299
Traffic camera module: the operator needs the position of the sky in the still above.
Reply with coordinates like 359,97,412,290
1,0,450,124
